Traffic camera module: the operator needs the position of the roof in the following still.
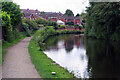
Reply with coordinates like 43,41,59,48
22,9,81,21
24,13,32,18
22,9,40,14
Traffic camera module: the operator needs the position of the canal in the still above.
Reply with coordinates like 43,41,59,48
44,34,120,78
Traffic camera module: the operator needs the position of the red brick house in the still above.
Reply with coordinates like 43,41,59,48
22,9,40,21
39,13,82,25
21,9,82,25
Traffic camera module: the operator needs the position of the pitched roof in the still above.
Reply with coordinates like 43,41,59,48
24,12,32,18
22,9,81,21
22,9,40,14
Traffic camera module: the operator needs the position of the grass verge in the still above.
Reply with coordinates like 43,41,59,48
28,40,74,78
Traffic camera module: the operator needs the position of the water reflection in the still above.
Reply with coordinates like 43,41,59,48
44,34,120,78
84,37,120,78
44,34,89,78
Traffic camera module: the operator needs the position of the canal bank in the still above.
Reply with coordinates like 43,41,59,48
28,26,84,78
29,26,120,78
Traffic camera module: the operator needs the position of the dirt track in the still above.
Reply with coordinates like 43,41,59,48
2,37,40,78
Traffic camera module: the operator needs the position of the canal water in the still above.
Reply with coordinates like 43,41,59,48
43,34,120,78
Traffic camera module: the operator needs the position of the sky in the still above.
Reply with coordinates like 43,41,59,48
13,0,89,15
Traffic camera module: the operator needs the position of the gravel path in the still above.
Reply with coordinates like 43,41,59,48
2,37,40,78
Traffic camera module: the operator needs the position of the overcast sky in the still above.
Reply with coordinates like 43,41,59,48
13,0,89,15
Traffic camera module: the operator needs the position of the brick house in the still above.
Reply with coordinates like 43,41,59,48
21,9,82,25
39,13,82,25
22,9,40,21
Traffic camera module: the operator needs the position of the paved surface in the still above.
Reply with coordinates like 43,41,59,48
2,37,40,78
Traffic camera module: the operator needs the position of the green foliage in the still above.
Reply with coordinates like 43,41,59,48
22,22,31,36
80,13,86,20
76,13,80,17
35,18,58,29
59,25,65,29
1,1,29,43
64,9,74,17
33,27,82,46
85,2,120,41
79,25,83,30
35,18,47,25
29,26,83,78
40,11,45,14
82,20,86,23
22,18,39,34
2,11,13,42
2,1,22,28
66,21,74,25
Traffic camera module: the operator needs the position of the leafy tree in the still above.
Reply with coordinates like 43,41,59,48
35,18,58,29
85,2,120,41
64,9,74,17
40,11,45,14
22,18,39,34
2,1,22,28
76,13,80,17
2,11,13,42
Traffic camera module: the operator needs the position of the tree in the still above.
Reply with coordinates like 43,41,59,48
76,13,80,17
85,2,120,41
40,11,45,14
2,11,13,42
64,9,74,17
2,2,22,28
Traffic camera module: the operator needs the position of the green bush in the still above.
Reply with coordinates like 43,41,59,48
82,20,86,23
35,18,58,29
2,11,13,42
79,25,83,30
2,2,22,28
22,18,39,34
22,22,31,36
59,25,65,29
85,2,120,41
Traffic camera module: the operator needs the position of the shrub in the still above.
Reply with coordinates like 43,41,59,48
22,22,31,36
35,18,58,29
2,11,13,42
59,25,65,29
2,2,22,28
22,18,39,34
82,20,86,23
79,25,83,30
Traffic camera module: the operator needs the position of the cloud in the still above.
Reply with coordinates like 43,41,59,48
13,0,89,15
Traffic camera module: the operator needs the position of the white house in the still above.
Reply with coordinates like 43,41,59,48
57,20,65,25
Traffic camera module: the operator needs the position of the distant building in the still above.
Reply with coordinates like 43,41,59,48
22,9,40,20
21,9,82,25
57,20,65,25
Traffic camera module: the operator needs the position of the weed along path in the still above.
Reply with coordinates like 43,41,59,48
2,37,40,78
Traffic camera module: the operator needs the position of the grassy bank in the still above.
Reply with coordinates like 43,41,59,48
28,40,74,78
28,26,83,78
